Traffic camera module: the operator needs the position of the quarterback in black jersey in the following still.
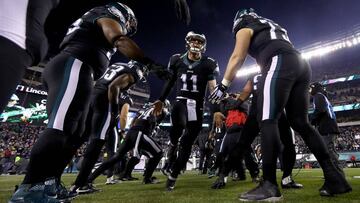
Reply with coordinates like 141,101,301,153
209,9,351,201
85,101,171,187
153,31,219,191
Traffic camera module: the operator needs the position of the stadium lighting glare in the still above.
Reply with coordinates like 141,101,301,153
236,65,260,77
236,31,360,77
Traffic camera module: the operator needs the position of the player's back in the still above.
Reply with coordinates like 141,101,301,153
60,5,126,79
233,10,298,66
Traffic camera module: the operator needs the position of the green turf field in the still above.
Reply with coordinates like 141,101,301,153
1,168,359,203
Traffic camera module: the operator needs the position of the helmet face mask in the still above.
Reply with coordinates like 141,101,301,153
124,11,137,36
185,31,206,54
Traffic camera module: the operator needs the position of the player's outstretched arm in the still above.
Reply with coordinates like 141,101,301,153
174,0,191,25
97,17,151,63
209,28,253,104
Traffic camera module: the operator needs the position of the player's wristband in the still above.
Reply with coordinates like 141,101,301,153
221,79,231,88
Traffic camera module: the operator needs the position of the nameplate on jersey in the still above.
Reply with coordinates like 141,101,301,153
186,99,197,121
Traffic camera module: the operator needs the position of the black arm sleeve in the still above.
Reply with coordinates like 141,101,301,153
158,74,177,102
158,55,180,101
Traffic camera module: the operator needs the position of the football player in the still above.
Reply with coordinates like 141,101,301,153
85,100,171,187
104,90,133,184
212,73,302,189
9,3,161,203
153,31,219,191
209,9,351,201
0,0,190,116
70,61,145,195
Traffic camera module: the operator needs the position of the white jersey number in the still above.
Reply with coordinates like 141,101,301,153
103,65,125,81
181,74,198,92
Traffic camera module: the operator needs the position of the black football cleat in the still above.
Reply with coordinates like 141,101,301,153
143,177,160,184
239,180,282,202
165,176,176,191
76,183,100,195
319,181,352,197
281,176,303,189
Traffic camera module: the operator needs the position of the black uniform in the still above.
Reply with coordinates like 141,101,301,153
233,11,350,191
225,73,295,180
311,92,342,171
0,0,59,113
87,107,167,183
23,4,132,184
195,132,211,173
106,92,134,155
74,87,132,187
160,53,219,178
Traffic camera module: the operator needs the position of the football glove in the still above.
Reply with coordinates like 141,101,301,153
208,83,228,104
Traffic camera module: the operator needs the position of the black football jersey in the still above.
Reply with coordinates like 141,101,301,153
94,63,136,92
233,12,297,66
168,53,219,102
247,73,262,115
60,5,127,79
131,107,166,135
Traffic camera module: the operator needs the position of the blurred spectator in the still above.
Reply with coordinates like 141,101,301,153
350,155,357,167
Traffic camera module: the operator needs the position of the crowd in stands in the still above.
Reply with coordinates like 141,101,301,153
326,81,360,105
0,123,44,174
337,125,360,152
0,123,43,159
309,43,360,82
294,125,360,154
1,122,359,174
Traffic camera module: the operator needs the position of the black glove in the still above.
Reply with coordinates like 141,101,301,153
208,83,228,104
147,62,172,80
155,69,173,80
174,0,191,25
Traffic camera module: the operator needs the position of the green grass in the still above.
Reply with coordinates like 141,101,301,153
1,168,359,203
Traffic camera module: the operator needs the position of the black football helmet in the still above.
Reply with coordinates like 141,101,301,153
185,31,207,53
233,8,256,33
107,2,137,36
